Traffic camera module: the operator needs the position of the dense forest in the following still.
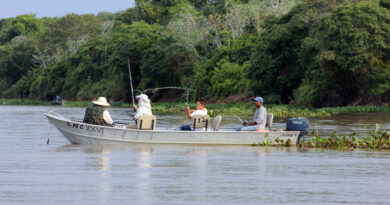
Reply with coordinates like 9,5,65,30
1,0,390,107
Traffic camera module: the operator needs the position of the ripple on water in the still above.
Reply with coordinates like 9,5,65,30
0,105,389,204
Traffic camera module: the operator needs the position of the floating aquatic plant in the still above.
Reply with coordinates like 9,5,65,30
252,124,390,150
298,129,390,150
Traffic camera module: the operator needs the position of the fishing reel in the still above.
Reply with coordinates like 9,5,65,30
243,120,249,126
180,103,189,112
129,111,135,117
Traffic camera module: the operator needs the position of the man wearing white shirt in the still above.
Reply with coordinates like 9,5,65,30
181,99,208,130
132,94,153,120
126,94,153,129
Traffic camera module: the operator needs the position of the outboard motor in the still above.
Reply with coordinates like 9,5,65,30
286,117,310,142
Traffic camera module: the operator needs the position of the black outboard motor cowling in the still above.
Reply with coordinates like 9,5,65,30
286,117,310,142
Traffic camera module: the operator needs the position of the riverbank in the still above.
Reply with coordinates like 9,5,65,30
1,98,390,117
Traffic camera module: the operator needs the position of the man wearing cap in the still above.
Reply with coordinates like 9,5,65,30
236,97,267,131
83,97,114,126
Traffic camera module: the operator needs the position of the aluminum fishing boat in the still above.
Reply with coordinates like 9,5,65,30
45,111,300,145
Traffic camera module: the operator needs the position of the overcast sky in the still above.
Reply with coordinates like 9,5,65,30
0,0,135,19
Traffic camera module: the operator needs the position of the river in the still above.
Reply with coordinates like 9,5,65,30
1,105,389,204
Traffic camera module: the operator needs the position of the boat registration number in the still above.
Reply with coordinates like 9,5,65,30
67,122,104,135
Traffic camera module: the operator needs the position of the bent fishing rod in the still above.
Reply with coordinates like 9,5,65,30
138,86,195,123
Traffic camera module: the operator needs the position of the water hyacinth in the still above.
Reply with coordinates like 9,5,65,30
252,133,293,147
318,106,390,114
253,125,390,150
151,103,333,117
298,129,390,150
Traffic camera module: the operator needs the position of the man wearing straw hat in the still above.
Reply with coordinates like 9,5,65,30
83,97,114,126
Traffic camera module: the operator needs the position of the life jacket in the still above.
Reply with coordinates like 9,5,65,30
83,106,108,126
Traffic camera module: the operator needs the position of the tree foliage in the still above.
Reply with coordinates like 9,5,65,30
1,0,390,106
295,1,390,106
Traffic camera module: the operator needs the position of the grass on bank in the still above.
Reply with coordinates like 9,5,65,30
1,98,390,117
318,106,390,113
0,98,52,106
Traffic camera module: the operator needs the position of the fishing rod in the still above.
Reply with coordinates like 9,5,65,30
235,115,249,126
235,115,244,124
140,87,194,94
134,86,196,123
127,57,136,112
137,86,194,111
138,86,194,123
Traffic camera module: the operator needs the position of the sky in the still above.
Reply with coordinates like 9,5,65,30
0,0,135,19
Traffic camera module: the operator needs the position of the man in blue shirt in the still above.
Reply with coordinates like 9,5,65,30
236,97,267,131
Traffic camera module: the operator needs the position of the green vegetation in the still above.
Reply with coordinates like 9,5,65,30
319,106,390,113
3,98,389,117
152,103,334,117
0,98,51,106
298,130,390,150
1,0,390,107
301,125,390,149
253,125,390,150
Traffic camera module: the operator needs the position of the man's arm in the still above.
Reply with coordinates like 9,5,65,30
103,110,114,125
185,106,192,118
133,109,140,120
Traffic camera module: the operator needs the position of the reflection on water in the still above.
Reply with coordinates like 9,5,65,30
136,148,152,204
97,150,111,204
1,105,390,204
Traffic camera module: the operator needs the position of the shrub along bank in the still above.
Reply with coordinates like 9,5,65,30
1,0,390,107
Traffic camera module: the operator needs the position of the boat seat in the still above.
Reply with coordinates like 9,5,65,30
192,115,211,131
266,113,273,130
211,116,222,131
137,115,157,130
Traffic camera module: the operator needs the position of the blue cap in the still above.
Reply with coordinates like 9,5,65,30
252,97,264,103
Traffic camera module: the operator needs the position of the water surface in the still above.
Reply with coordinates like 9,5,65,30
1,106,389,204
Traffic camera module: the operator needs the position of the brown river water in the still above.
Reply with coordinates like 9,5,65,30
1,105,389,204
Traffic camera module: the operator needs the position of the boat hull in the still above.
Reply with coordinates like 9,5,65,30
45,112,300,145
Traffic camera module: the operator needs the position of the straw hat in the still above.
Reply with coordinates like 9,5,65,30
93,97,110,106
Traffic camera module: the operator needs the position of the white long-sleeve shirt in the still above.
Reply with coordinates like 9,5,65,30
134,94,152,120
134,106,152,120
103,110,113,125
